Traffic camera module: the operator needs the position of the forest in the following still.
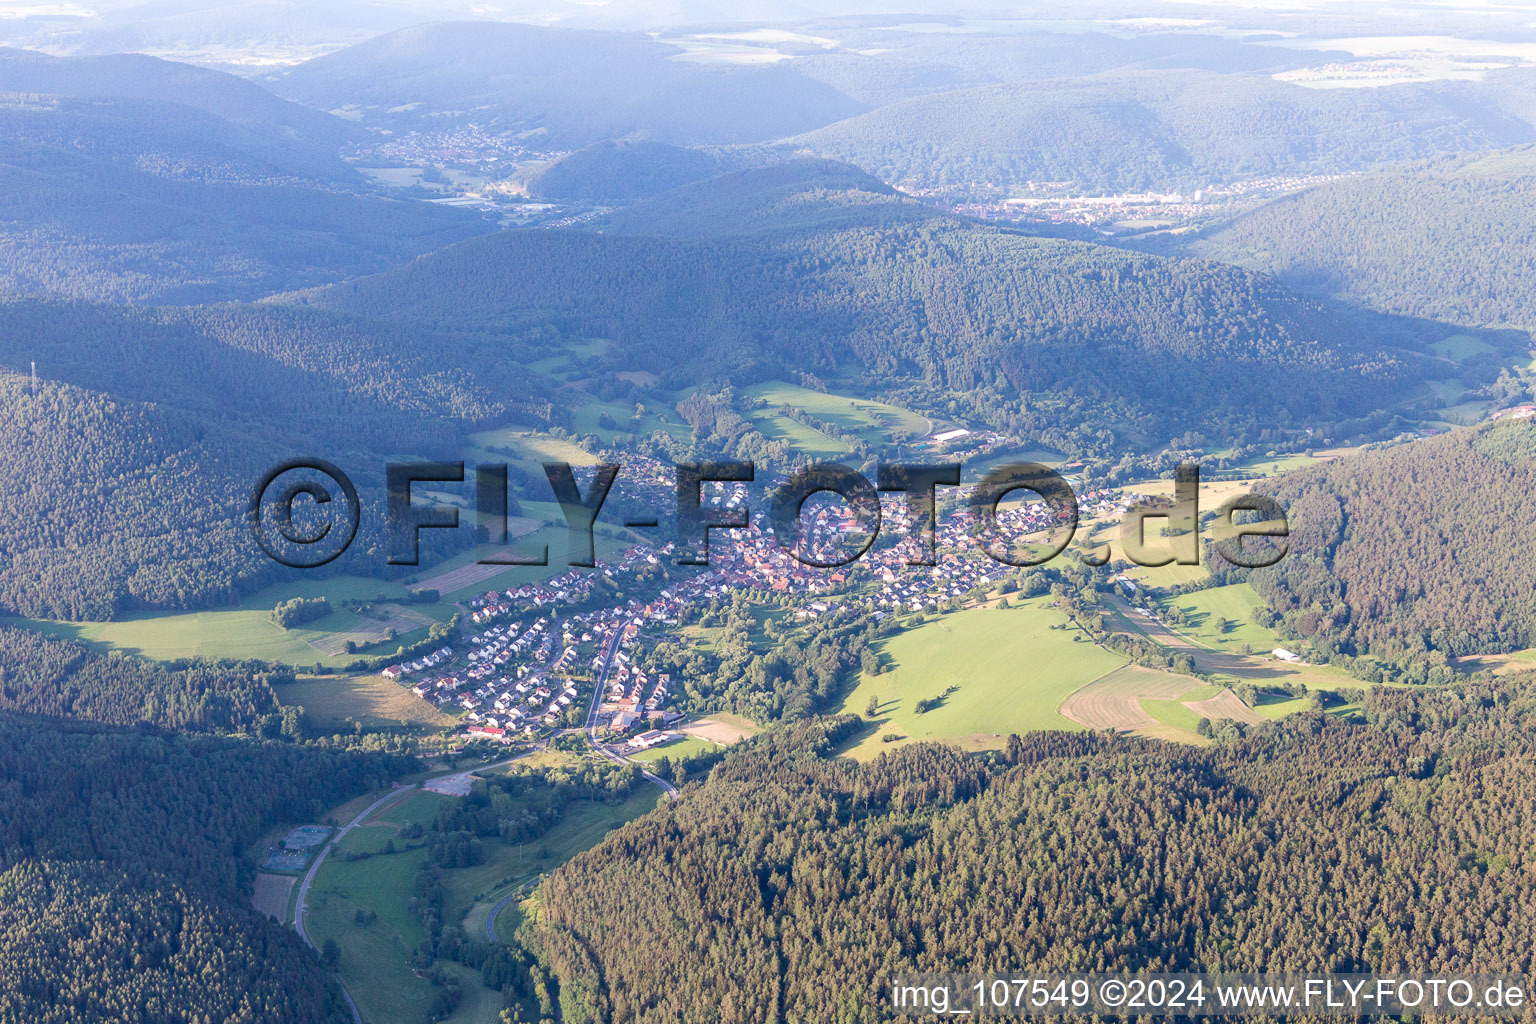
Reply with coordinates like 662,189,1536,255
0,623,299,733
530,683,1536,1023
1177,146,1536,331
784,68,1536,192
0,296,546,618
0,49,489,303
293,165,1442,454
0,710,412,1021
0,159,1466,622
1236,419,1536,674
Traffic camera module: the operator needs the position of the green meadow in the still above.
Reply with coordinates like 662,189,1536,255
1431,333,1497,362
630,736,718,763
6,575,450,667
740,380,929,445
310,776,665,1024
1140,684,1223,735
1157,583,1282,653
835,599,1126,758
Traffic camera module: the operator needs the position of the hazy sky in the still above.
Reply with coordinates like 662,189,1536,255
4,0,1535,67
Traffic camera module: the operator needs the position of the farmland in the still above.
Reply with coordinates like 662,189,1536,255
1157,583,1282,653
272,674,456,730
1058,664,1203,734
630,735,717,763
306,770,665,1024
7,576,449,667
834,599,1126,758
740,380,929,450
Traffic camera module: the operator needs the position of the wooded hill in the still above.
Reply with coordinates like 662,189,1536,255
531,693,1536,1023
0,709,410,1023
259,21,863,147
0,49,490,302
0,297,555,619
785,68,1536,192
0,162,1492,621
1174,146,1536,331
289,161,1444,452
1237,418,1536,674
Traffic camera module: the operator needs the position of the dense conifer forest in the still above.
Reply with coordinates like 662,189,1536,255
532,689,1536,1023
1177,147,1536,330
0,624,294,732
1236,420,1536,673
0,710,411,1022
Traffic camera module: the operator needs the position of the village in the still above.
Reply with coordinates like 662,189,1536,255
376,472,1149,756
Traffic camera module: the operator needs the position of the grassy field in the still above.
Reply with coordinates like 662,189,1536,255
273,675,454,730
740,380,928,446
1158,583,1283,653
1124,561,1210,589
1432,333,1498,362
570,397,691,443
630,736,718,763
1141,684,1223,735
405,508,634,604
465,428,600,477
527,337,608,376
305,824,439,1024
6,575,447,667
835,599,1126,758
444,785,665,916
311,770,666,1024
1254,693,1313,719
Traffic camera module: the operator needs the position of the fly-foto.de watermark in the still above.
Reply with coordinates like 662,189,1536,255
247,459,1288,571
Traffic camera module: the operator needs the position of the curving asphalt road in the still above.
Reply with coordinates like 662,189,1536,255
293,783,418,1024
482,874,540,941
482,628,683,943
583,627,679,798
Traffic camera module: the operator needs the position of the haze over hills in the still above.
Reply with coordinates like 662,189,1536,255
787,26,1339,106
522,140,734,204
259,22,865,147
785,69,1536,191
0,47,358,165
289,161,1444,451
1173,146,1536,331
0,49,492,301
594,157,942,237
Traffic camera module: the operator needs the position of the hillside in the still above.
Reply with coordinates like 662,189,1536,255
523,141,730,204
0,710,407,1024
1176,147,1536,330
596,158,941,237
1237,419,1536,677
0,297,555,619
289,173,1442,452
0,48,357,183
0,50,495,303
530,702,1536,1022
786,70,1536,191
261,21,863,147
788,25,1337,107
